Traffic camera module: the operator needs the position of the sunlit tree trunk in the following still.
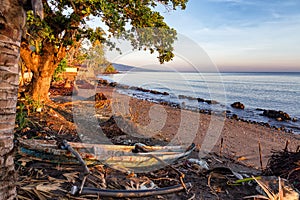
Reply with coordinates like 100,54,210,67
21,42,66,101
0,0,26,199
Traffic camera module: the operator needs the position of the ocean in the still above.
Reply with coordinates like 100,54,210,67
100,71,300,134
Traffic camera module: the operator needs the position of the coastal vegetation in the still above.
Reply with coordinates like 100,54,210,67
20,0,188,101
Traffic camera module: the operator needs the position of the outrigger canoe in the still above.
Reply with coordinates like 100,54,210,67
18,138,195,172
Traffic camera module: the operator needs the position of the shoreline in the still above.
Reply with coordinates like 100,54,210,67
88,82,300,169
98,77,300,134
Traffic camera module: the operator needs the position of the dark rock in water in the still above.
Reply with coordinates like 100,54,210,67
263,110,291,121
205,100,218,104
231,102,245,109
149,90,169,95
134,87,169,96
178,95,198,101
98,79,109,85
232,114,238,120
197,98,205,102
109,82,117,87
117,84,130,89
149,90,158,94
178,95,186,99
137,87,150,92
292,117,298,122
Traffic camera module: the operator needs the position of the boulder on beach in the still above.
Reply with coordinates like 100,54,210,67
263,110,291,121
98,79,109,85
231,102,245,109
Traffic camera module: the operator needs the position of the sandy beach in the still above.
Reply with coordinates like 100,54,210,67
75,84,300,169
14,82,300,199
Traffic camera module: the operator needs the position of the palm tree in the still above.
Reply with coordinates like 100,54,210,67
0,0,42,199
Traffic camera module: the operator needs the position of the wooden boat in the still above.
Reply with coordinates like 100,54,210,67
18,138,195,172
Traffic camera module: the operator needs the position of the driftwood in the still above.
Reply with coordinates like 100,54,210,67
71,183,191,197
18,138,195,172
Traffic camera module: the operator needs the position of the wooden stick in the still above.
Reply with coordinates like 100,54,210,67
284,140,290,152
63,140,90,175
58,125,63,135
219,138,223,157
78,183,187,197
79,175,88,194
258,141,263,171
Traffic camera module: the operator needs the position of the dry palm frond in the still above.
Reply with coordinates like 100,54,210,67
244,176,299,200
63,172,80,183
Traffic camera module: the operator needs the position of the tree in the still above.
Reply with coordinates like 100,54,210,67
21,0,188,101
104,64,117,74
86,40,106,73
0,0,42,198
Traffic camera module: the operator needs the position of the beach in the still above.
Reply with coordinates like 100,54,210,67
91,84,300,170
14,81,300,199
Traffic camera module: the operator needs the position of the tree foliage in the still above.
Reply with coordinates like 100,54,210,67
53,58,68,81
104,64,117,74
24,0,188,63
21,0,188,100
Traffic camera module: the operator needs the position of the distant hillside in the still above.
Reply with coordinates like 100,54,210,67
112,63,157,72
112,63,200,73
112,63,136,72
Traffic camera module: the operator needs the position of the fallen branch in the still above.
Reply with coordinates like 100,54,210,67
70,183,190,198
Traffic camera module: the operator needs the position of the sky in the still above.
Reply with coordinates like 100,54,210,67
105,0,300,72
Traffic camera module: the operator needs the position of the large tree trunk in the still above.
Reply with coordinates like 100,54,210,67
30,58,58,101
21,42,65,101
31,71,53,101
0,0,25,199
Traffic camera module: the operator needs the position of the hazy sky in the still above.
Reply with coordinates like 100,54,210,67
105,0,300,72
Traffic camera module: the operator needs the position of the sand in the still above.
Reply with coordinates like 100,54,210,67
78,85,300,169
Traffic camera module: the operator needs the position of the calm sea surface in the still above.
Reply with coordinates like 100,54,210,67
101,72,300,133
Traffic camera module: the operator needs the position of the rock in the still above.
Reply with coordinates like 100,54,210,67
117,84,129,89
98,79,109,85
109,82,117,87
149,90,169,95
197,98,205,102
276,117,282,121
232,114,238,120
205,100,218,104
292,117,298,122
231,102,245,109
178,95,198,101
263,110,291,121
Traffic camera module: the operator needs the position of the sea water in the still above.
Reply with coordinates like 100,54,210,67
101,71,300,133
